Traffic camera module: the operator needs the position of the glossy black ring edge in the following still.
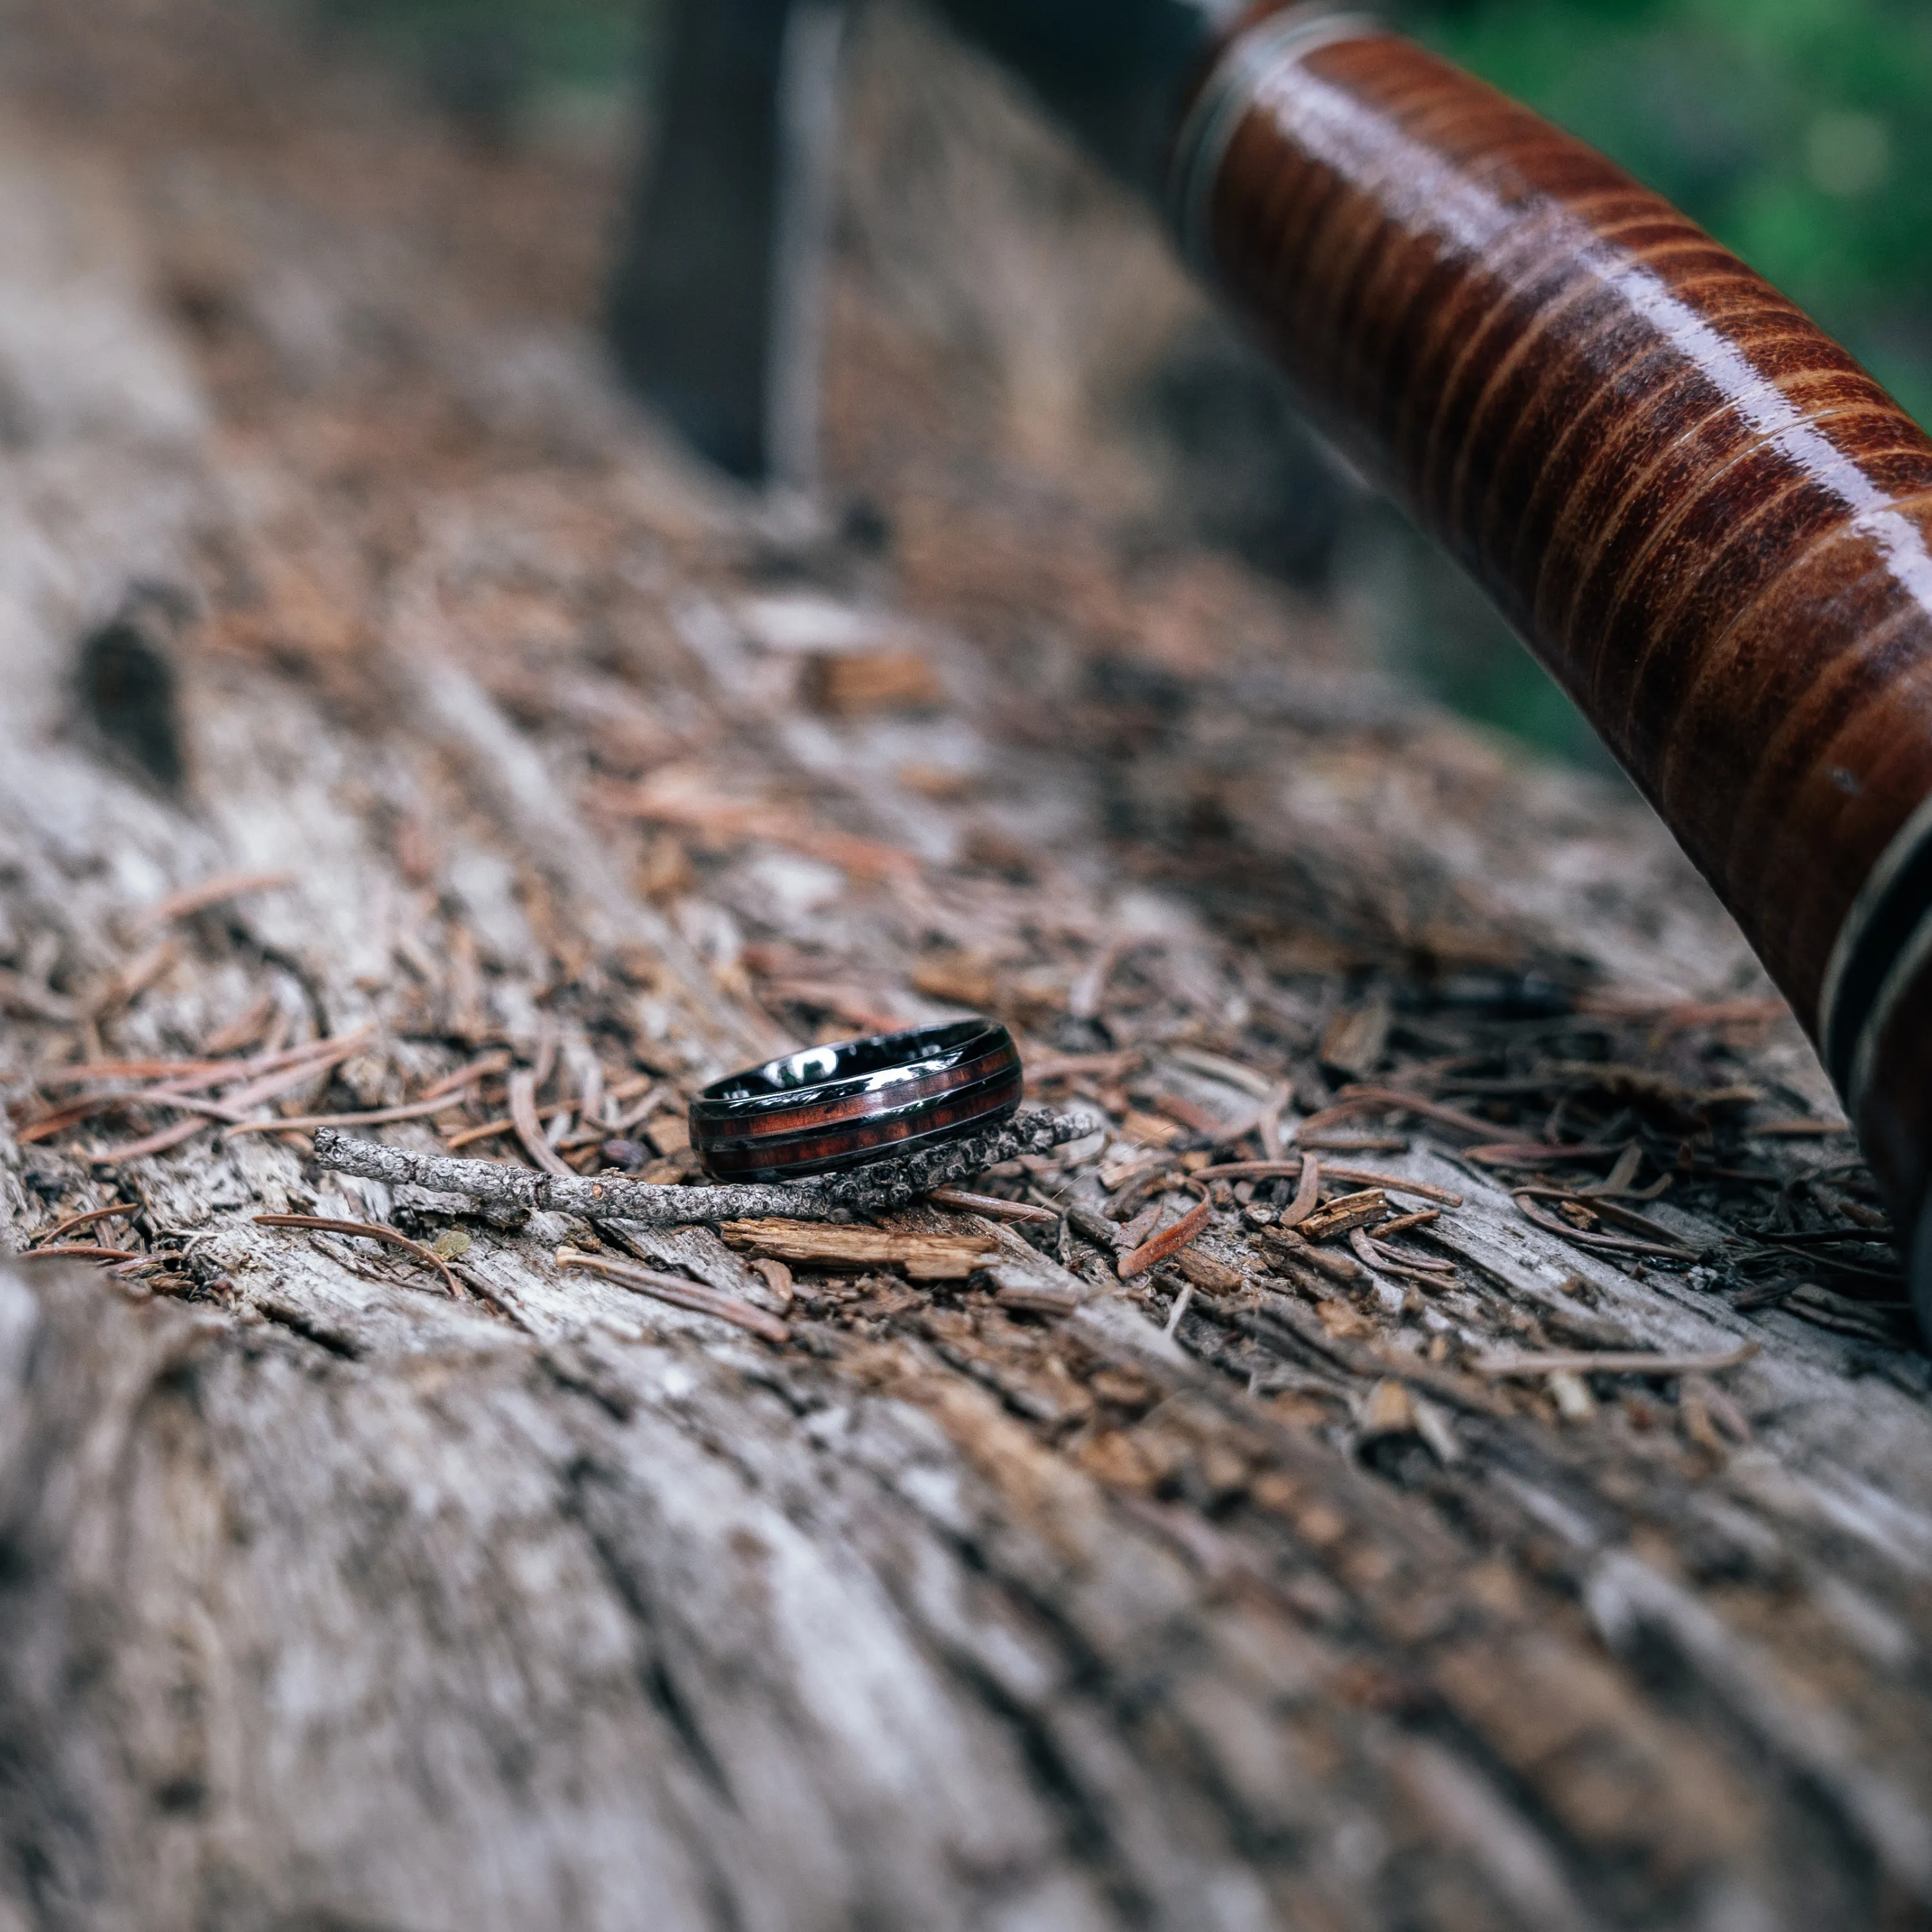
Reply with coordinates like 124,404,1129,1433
690,1018,1023,1182
699,1090,1025,1182
691,1020,1013,1124
696,1061,1025,1161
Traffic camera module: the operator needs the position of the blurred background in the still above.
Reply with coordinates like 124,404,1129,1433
290,0,1932,766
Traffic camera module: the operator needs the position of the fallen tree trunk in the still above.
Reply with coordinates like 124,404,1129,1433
3,5,1932,1929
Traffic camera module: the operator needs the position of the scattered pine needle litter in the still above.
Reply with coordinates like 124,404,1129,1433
225,1095,472,1136
1193,1160,1463,1205
252,1215,466,1300
1511,1193,1701,1261
127,869,297,935
927,1185,1057,1222
556,1251,790,1343
30,1204,140,1245
19,1245,145,1264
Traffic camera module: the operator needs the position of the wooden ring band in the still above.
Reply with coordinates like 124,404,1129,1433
689,1019,1024,1182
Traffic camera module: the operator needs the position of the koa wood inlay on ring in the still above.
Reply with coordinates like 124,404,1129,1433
690,1019,1024,1182
1165,6,1932,1312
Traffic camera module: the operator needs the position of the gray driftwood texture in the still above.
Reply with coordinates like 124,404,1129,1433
3,5,1932,1931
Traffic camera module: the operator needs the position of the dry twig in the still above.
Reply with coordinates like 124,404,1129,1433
313,1109,1093,1227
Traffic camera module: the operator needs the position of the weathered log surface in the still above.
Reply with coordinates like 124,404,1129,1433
2,4,1931,1929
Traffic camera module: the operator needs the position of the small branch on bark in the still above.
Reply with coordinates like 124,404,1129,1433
312,1108,1095,1227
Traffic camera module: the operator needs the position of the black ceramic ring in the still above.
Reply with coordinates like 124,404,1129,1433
689,1019,1024,1182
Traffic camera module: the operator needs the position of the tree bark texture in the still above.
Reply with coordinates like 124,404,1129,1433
2,5,1931,1930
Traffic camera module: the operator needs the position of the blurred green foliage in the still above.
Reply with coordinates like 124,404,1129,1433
1420,0,1932,427
306,0,639,95
1403,0,1932,757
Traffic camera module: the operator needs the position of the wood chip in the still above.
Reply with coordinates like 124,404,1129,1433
1118,1197,1211,1279
803,648,945,717
1320,1002,1390,1079
719,1219,998,1282
1548,1370,1598,1422
1316,1300,1376,1340
1408,1393,1461,1466
1173,1244,1247,1294
994,1278,1083,1316
1262,1227,1361,1283
1097,1145,1159,1191
1297,1190,1388,1243
1360,1378,1416,1437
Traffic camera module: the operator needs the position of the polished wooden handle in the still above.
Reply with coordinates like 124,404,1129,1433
1173,12,1932,1241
